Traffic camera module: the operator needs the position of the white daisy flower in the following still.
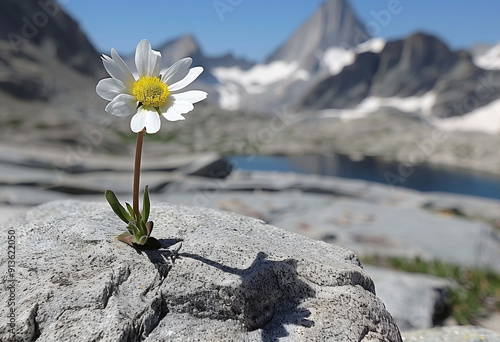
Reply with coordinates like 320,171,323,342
96,39,207,134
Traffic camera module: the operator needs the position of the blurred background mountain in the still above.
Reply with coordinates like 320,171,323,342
1,0,500,335
2,0,500,150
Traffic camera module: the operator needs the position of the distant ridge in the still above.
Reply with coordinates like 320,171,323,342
299,32,500,117
156,35,254,71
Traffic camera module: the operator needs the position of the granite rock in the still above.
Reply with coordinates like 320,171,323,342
0,201,401,341
159,171,500,273
401,326,500,342
364,266,451,331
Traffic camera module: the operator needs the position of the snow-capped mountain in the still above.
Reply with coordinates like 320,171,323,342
299,33,500,117
92,0,500,120
2,0,500,134
266,0,370,73
145,0,500,120
211,0,372,111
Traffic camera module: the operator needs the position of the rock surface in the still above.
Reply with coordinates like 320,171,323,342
0,201,402,341
364,266,450,331
0,143,231,202
401,326,500,342
160,171,500,273
2,167,499,332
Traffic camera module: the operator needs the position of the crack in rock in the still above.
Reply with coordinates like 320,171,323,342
100,265,130,309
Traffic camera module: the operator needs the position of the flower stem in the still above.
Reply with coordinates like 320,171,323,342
133,130,144,217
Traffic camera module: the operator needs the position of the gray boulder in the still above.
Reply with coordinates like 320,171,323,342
363,266,450,331
401,326,500,342
0,201,401,341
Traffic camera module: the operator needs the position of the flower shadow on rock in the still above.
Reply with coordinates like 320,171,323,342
181,251,316,341
135,238,184,278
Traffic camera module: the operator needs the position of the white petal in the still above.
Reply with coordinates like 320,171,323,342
135,40,150,77
130,106,162,133
162,109,186,122
144,108,161,134
161,57,192,84
161,100,194,122
130,110,146,133
151,50,161,76
171,90,207,104
105,94,137,117
171,101,194,114
110,49,136,88
102,52,135,88
168,67,204,92
135,39,161,78
96,78,128,101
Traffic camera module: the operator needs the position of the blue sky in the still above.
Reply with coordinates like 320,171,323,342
59,0,500,61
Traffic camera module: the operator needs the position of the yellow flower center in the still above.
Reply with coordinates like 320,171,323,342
132,76,170,107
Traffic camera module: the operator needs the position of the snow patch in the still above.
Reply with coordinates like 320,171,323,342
363,93,436,116
213,61,310,95
216,83,241,111
356,38,386,54
321,47,355,75
321,39,386,76
433,98,500,134
474,43,500,70
317,93,436,121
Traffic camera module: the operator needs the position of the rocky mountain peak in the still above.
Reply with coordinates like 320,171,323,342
397,33,455,70
266,0,369,72
370,32,458,97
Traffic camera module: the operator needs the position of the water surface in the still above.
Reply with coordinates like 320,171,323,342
230,155,500,200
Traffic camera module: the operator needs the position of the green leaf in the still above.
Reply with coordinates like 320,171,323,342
126,223,137,235
125,202,135,218
105,190,132,223
142,185,150,222
135,211,143,234
132,224,143,244
137,235,148,245
138,218,148,236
